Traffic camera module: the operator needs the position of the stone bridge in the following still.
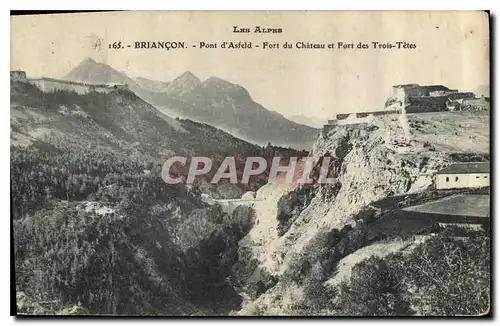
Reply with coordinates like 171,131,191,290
201,194,263,216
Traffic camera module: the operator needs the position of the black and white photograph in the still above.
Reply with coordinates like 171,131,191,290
9,11,491,317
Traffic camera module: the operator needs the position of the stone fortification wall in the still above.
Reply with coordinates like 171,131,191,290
28,77,117,94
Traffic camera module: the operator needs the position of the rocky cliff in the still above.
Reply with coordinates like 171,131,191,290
231,111,489,315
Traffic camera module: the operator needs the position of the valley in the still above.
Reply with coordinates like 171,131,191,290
11,68,490,316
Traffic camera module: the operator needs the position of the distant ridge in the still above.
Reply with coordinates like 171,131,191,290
64,58,319,149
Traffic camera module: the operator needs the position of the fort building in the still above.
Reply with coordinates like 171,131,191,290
387,84,482,112
110,83,129,91
321,109,399,136
434,162,489,190
322,83,487,137
10,71,129,95
447,97,489,111
10,70,27,82
392,84,455,100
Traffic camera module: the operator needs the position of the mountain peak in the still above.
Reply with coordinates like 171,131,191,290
64,58,128,84
204,76,229,84
166,71,201,95
203,76,251,98
77,57,105,70
82,57,97,64
173,71,201,85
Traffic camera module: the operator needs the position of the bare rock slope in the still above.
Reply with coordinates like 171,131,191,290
232,111,489,315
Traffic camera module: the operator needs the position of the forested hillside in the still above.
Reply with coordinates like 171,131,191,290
13,145,256,315
11,80,305,315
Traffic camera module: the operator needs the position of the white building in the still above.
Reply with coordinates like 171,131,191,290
435,162,490,190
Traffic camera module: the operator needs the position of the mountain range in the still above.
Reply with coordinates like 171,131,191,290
64,58,318,149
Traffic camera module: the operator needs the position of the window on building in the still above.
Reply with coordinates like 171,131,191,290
484,176,488,178
446,177,449,182
455,176,459,182
477,176,480,179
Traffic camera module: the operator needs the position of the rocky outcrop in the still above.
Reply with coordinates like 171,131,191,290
232,112,488,315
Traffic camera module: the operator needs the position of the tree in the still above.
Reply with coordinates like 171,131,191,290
392,234,490,316
337,256,412,316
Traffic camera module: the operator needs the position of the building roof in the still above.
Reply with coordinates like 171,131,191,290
436,162,490,175
393,84,452,92
447,92,475,100
393,83,420,88
420,85,451,92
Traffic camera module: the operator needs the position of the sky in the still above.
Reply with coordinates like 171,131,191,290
11,11,490,119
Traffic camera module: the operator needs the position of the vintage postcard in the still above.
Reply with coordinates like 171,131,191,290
10,11,490,316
